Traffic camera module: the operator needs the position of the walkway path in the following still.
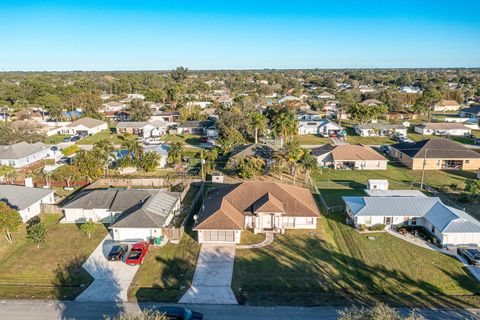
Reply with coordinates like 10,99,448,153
180,244,238,304
385,228,480,282
237,232,274,249
76,234,139,302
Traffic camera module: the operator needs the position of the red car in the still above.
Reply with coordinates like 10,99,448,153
125,241,149,265
199,136,208,143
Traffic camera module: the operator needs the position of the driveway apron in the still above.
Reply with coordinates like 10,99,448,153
180,244,238,304
76,234,139,302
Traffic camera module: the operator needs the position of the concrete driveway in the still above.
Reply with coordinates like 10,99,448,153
180,244,238,304
76,234,139,302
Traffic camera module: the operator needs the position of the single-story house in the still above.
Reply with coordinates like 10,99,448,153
414,123,471,136
360,99,383,106
399,86,421,94
186,101,212,109
433,99,461,112
174,120,214,135
459,105,480,120
312,144,388,170
0,185,55,222
62,189,180,241
355,123,407,137
343,193,480,246
116,120,167,138
390,138,480,170
226,143,277,169
317,91,335,99
150,111,180,125
102,101,127,112
0,142,53,168
297,110,322,121
298,119,342,136
193,181,320,244
65,117,108,136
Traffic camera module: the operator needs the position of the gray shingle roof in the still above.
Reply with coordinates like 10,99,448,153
66,117,106,129
0,185,54,210
391,138,480,159
0,142,49,160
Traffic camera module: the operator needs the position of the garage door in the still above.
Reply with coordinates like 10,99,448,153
115,228,152,241
203,230,235,243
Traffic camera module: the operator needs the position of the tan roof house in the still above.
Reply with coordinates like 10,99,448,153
66,117,108,135
193,181,320,244
312,144,388,170
391,138,480,170
433,99,461,112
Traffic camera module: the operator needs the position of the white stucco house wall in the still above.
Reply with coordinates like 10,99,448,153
414,123,471,136
298,119,342,136
65,117,108,136
0,142,53,168
0,185,55,222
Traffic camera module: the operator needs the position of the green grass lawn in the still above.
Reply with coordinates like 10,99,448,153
128,233,200,302
295,135,330,145
45,134,70,144
0,214,107,300
160,134,203,147
233,214,480,308
239,230,266,245
76,130,124,145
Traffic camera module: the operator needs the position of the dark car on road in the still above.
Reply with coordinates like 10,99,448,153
457,247,480,266
154,307,203,320
107,244,128,261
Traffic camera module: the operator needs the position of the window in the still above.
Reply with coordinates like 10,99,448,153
365,217,372,225
465,160,470,164
431,226,436,234
410,217,417,226
306,218,315,225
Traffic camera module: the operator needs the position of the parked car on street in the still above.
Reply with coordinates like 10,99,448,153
107,244,128,261
199,136,209,143
125,241,149,265
63,136,72,142
154,307,203,320
457,247,480,266
57,156,73,165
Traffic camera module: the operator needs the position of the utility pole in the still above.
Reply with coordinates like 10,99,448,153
420,148,428,189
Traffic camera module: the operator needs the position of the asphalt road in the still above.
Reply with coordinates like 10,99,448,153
1,300,480,320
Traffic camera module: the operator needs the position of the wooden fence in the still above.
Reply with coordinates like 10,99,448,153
41,203,62,214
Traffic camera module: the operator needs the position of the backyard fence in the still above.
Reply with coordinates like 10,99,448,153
40,203,62,214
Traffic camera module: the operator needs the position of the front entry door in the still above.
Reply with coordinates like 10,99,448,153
262,214,273,230
385,217,392,225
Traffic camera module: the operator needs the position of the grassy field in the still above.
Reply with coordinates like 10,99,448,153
160,134,203,147
233,213,480,308
77,130,124,145
45,134,70,144
128,232,200,302
0,214,107,299
295,135,330,145
239,230,266,245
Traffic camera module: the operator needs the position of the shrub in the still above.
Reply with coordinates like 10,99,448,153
62,145,80,156
369,224,386,231
358,224,366,232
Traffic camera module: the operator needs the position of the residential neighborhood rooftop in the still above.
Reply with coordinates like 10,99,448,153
391,138,480,159
0,184,54,211
0,141,50,160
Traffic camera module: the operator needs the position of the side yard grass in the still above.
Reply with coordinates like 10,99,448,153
233,213,480,308
76,130,124,145
0,214,107,299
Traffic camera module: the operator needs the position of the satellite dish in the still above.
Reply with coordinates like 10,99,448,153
193,215,198,222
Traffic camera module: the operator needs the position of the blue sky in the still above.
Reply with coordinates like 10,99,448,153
0,1,479,70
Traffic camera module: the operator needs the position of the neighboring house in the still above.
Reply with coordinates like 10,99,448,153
390,138,480,170
399,86,421,94
317,91,335,99
433,99,461,112
65,117,108,136
278,96,302,104
227,143,277,168
144,144,170,168
343,193,480,246
360,99,383,106
186,101,212,109
355,123,407,137
193,181,320,244
102,101,127,112
459,105,480,120
0,142,52,168
127,93,145,100
62,189,180,241
298,119,342,136
175,120,214,135
414,123,471,136
116,120,167,138
297,110,322,121
104,111,131,122
312,144,388,170
359,85,375,93
150,111,180,125
0,185,55,222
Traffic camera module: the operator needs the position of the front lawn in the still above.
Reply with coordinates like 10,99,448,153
128,232,200,302
0,214,107,299
77,130,124,145
295,135,330,145
233,214,480,308
160,134,202,147
45,134,70,144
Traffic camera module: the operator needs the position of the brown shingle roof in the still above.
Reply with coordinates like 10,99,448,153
194,182,320,230
66,117,106,129
437,99,460,107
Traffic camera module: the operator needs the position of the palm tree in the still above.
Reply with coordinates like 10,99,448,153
121,137,144,160
247,111,267,144
270,110,297,147
167,141,185,168
299,149,318,185
284,142,303,185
